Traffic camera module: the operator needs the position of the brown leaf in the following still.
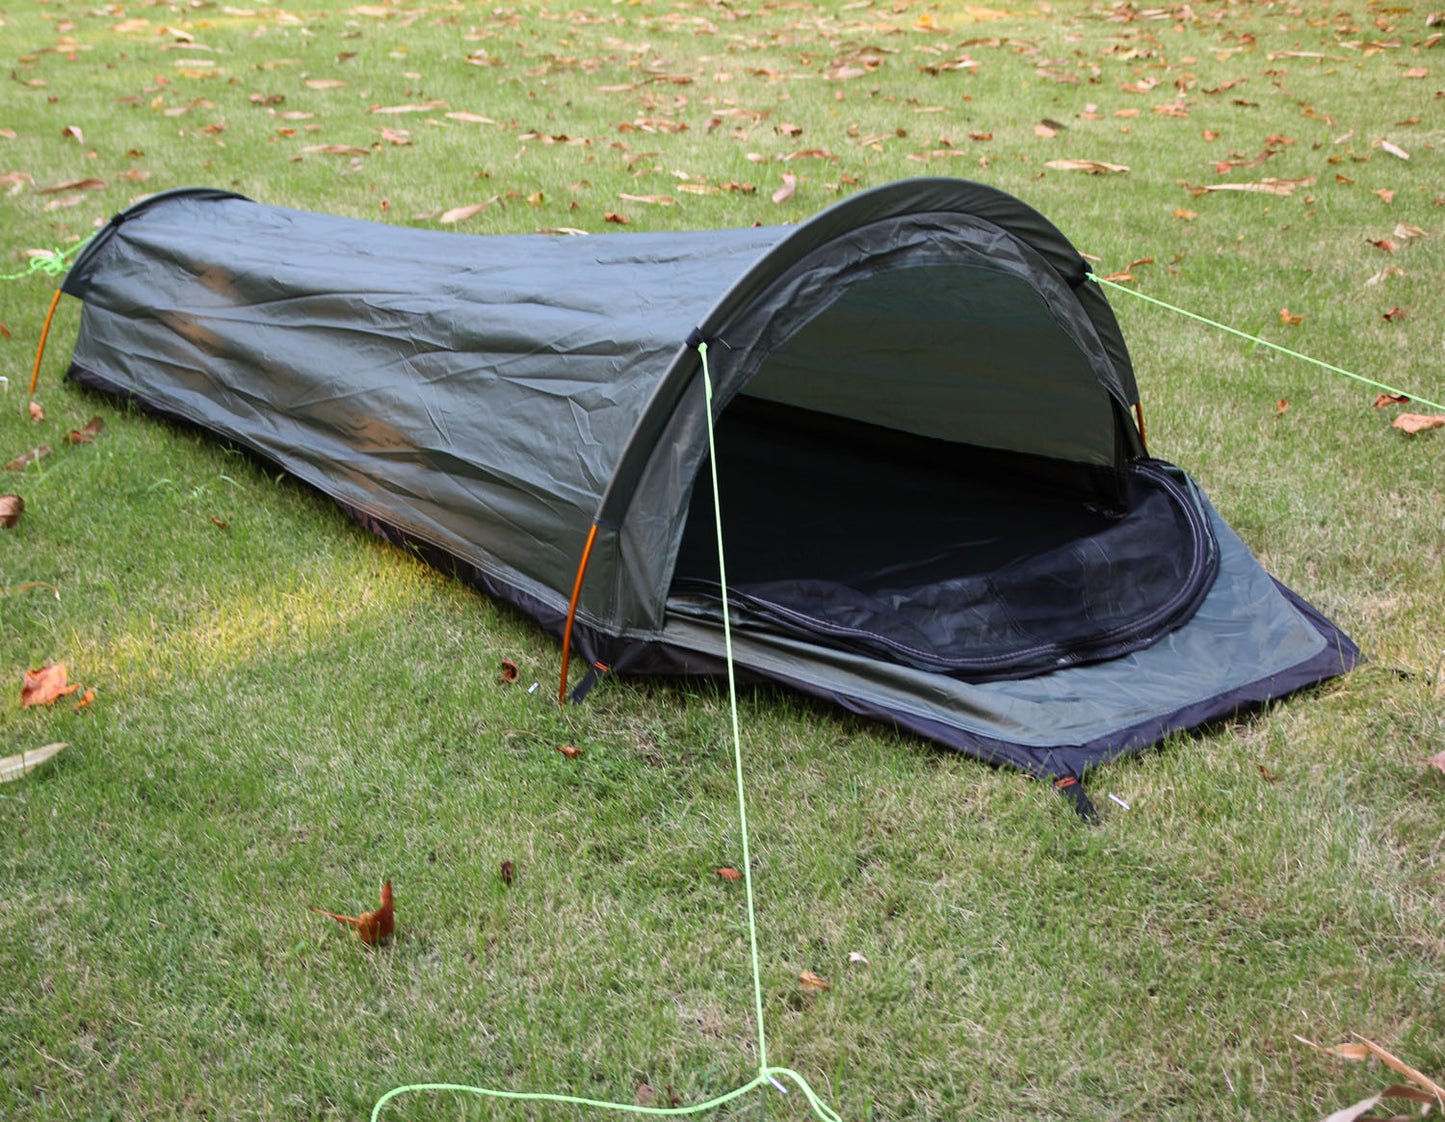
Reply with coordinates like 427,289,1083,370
1276,398,1290,415
1428,750,1445,774
779,123,803,137
1044,158,1129,174
1378,139,1410,160
798,969,832,991
378,127,411,145
1034,123,1057,138
1369,237,1398,254
303,78,348,89
1392,221,1428,240
0,741,67,784
500,859,514,884
301,144,369,156
61,124,84,143
1258,764,1279,781
1173,208,1198,220
21,663,80,708
209,514,230,530
1381,306,1406,321
439,198,498,224
554,744,582,759
5,445,52,471
1373,392,1410,406
311,880,394,944
1374,187,1396,203
444,110,496,124
617,192,675,205
1279,308,1304,326
28,402,44,422
0,494,23,528
604,211,630,224
1188,175,1314,196
716,867,742,881
73,687,95,712
771,173,797,204
79,415,104,438
498,659,519,684
38,177,105,194
1392,413,1445,434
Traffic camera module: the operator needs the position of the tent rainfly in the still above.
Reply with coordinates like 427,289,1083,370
60,178,1359,809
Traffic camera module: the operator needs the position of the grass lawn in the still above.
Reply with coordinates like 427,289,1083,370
1,0,1443,1118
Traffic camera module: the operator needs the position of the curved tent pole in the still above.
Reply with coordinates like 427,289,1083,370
558,522,600,705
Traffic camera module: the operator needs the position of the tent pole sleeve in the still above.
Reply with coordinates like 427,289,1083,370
558,521,600,706
29,289,62,395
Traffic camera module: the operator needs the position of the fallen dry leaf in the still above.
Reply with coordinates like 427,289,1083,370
5,445,52,471
1428,750,1445,774
38,177,105,194
498,659,519,684
1378,139,1410,160
500,859,514,884
28,402,43,422
61,124,83,143
1381,307,1406,321
73,687,95,712
311,880,394,944
439,199,497,224
1276,399,1290,415
554,744,582,759
1392,413,1445,434
1373,188,1396,203
1189,175,1315,196
301,144,368,157
848,951,870,966
617,192,675,205
1369,237,1398,254
1173,208,1198,220
604,211,630,224
1045,158,1129,174
716,867,742,881
0,494,23,528
303,78,348,89
0,741,67,784
1373,392,1410,407
1392,221,1428,240
798,970,832,991
21,663,80,708
771,173,797,204
1279,308,1304,326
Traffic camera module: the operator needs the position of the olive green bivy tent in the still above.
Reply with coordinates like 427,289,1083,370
60,178,1359,804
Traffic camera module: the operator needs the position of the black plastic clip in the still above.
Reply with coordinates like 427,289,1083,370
568,661,610,705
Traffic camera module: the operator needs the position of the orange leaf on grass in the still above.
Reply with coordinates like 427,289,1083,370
73,687,95,712
771,173,798,204
1276,399,1290,416
498,659,519,684
28,402,44,422
716,867,742,881
1392,413,1445,434
798,970,832,991
554,744,582,759
1279,308,1304,325
0,494,23,528
5,445,52,471
22,663,80,708
311,880,394,944
604,211,630,224
1373,392,1410,406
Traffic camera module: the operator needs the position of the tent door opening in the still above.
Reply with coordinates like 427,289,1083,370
669,394,1219,682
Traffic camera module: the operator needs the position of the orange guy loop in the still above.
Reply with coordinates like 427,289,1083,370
558,521,600,705
29,289,63,396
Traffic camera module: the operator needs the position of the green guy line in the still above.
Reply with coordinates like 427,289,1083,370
370,342,842,1122
1093,275,1444,413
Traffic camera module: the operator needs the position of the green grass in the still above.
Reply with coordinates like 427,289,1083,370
2,0,1444,1118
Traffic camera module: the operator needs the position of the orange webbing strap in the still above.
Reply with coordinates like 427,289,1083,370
558,521,600,705
1133,401,1148,452
29,288,63,395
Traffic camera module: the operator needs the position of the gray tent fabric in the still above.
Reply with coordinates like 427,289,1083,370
61,178,1359,784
